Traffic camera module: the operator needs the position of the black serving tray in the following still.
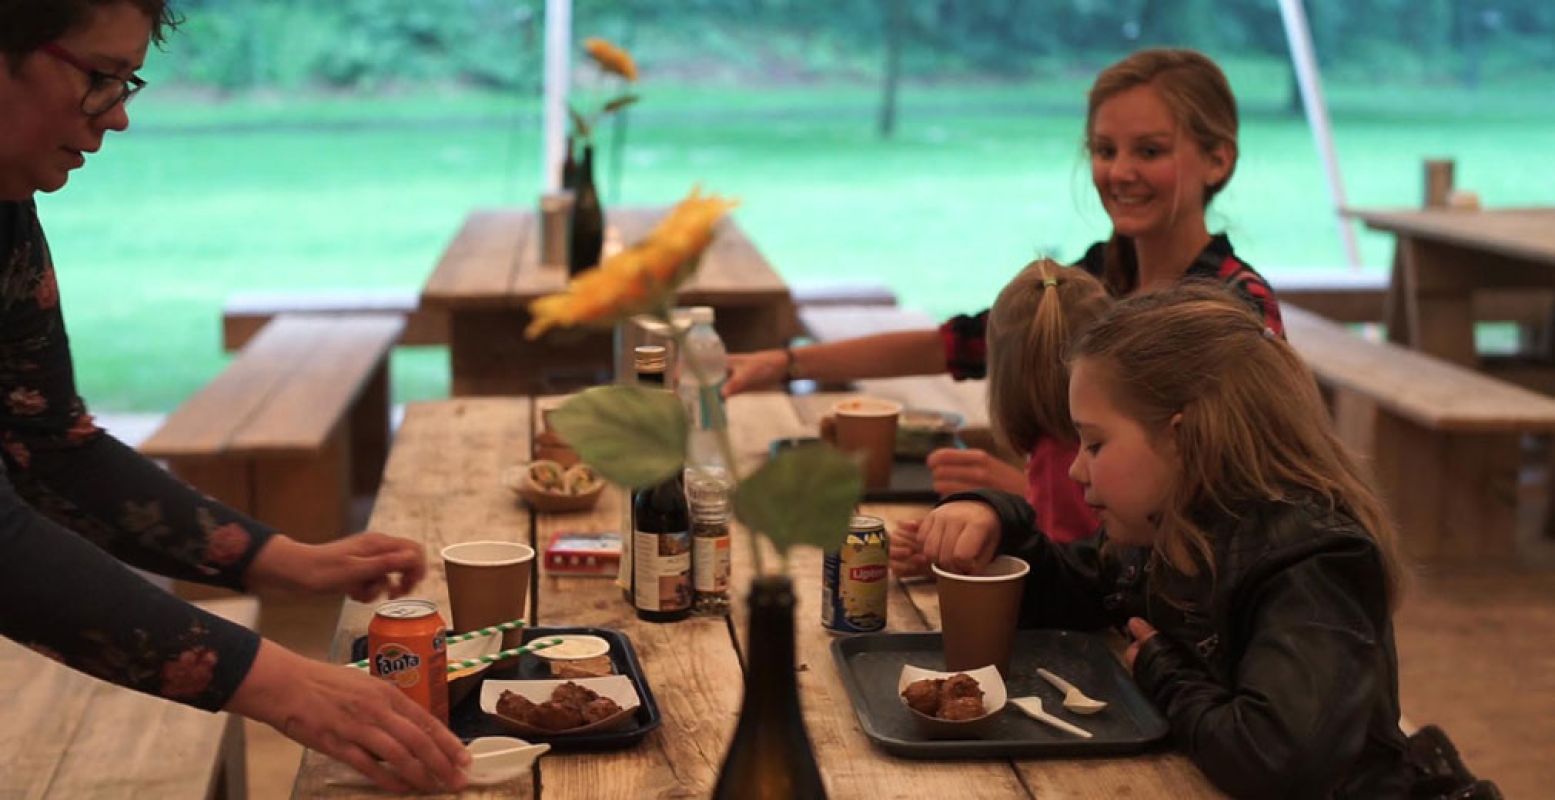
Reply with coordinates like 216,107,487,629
770,436,938,503
831,629,1169,759
351,626,661,750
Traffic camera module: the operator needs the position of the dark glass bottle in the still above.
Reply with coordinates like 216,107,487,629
631,474,692,623
560,135,579,190
625,346,686,615
568,144,605,277
621,347,669,603
713,576,827,799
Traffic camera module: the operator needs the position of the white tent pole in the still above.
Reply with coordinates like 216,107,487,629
541,0,572,192
1278,0,1362,269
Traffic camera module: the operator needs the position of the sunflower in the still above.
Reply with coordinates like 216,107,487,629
526,189,738,338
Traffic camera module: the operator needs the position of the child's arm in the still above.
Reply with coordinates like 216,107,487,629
939,489,1124,631
1132,537,1390,797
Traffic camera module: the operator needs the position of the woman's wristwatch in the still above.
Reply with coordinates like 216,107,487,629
783,345,801,381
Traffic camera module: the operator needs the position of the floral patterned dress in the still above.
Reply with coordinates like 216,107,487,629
0,200,276,711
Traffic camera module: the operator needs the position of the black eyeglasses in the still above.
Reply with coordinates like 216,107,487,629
39,43,146,117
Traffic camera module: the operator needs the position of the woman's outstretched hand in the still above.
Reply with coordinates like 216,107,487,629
723,349,788,396
247,532,426,602
229,640,470,793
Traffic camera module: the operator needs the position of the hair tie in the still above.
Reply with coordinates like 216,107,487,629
1042,278,1059,288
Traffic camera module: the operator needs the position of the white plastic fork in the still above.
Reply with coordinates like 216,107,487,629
1010,696,1094,739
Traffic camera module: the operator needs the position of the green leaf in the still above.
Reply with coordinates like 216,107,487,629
734,443,862,555
602,93,641,114
550,386,686,489
567,104,591,139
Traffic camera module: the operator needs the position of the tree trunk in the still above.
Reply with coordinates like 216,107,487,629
878,0,905,139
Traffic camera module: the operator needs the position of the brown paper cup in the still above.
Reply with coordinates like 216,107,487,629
441,541,535,649
934,555,1030,676
819,397,902,489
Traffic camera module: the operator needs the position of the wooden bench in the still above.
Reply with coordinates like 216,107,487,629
0,595,259,800
142,314,404,544
1268,269,1548,353
1283,304,1555,560
222,288,447,351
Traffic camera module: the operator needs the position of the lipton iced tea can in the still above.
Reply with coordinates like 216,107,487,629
822,515,889,633
369,599,449,724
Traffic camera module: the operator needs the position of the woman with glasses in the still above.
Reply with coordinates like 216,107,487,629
0,1,469,792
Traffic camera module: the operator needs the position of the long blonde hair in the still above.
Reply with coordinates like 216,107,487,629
986,259,1111,454
1071,283,1405,610
1086,48,1240,297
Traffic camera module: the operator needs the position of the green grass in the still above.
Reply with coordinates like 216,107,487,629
36,68,1555,411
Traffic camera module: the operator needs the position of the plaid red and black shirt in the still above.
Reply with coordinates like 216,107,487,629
939,234,1284,380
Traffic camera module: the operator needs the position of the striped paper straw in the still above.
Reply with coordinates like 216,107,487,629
446,637,564,673
446,618,527,645
348,635,562,671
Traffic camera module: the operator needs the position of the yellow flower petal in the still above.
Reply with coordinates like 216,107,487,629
584,38,638,82
525,187,739,339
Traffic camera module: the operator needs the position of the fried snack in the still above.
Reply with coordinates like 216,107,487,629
527,460,566,492
901,678,945,716
496,690,539,724
530,700,585,730
938,695,987,721
581,696,623,724
552,681,599,709
563,464,602,495
941,673,984,702
551,656,615,679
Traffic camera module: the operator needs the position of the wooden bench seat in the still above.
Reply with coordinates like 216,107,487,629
222,288,446,351
142,314,404,544
1270,269,1553,333
0,595,259,800
789,279,898,308
1283,304,1555,559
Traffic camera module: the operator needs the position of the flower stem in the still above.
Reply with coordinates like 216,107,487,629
671,326,771,579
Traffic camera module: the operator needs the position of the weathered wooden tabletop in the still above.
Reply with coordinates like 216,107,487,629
291,389,1220,799
1342,206,1555,368
419,208,800,396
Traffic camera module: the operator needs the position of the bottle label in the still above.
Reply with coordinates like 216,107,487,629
697,383,727,431
694,534,731,593
633,529,692,611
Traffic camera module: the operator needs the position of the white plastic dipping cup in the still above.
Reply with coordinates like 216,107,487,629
441,541,536,649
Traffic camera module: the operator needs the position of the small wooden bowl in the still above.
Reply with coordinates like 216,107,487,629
532,431,581,468
503,464,604,513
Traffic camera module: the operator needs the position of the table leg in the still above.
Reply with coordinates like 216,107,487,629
1401,236,1477,367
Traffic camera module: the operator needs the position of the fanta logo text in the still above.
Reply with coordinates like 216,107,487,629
374,646,422,689
849,564,886,582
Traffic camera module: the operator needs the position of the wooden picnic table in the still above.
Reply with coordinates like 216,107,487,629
290,390,1221,798
1344,207,1555,369
420,208,800,396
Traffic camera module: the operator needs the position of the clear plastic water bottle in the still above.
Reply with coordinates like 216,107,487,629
679,306,729,482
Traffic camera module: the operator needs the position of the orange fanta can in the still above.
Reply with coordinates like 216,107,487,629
369,599,449,724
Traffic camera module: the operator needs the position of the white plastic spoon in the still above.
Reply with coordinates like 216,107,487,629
1036,667,1108,715
1010,696,1093,739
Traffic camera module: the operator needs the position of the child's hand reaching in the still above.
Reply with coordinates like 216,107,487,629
889,519,930,577
1124,617,1158,670
916,501,1001,576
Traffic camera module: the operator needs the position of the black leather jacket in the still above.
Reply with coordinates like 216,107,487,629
953,489,1411,799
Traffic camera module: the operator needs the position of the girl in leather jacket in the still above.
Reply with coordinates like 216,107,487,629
912,285,1414,798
